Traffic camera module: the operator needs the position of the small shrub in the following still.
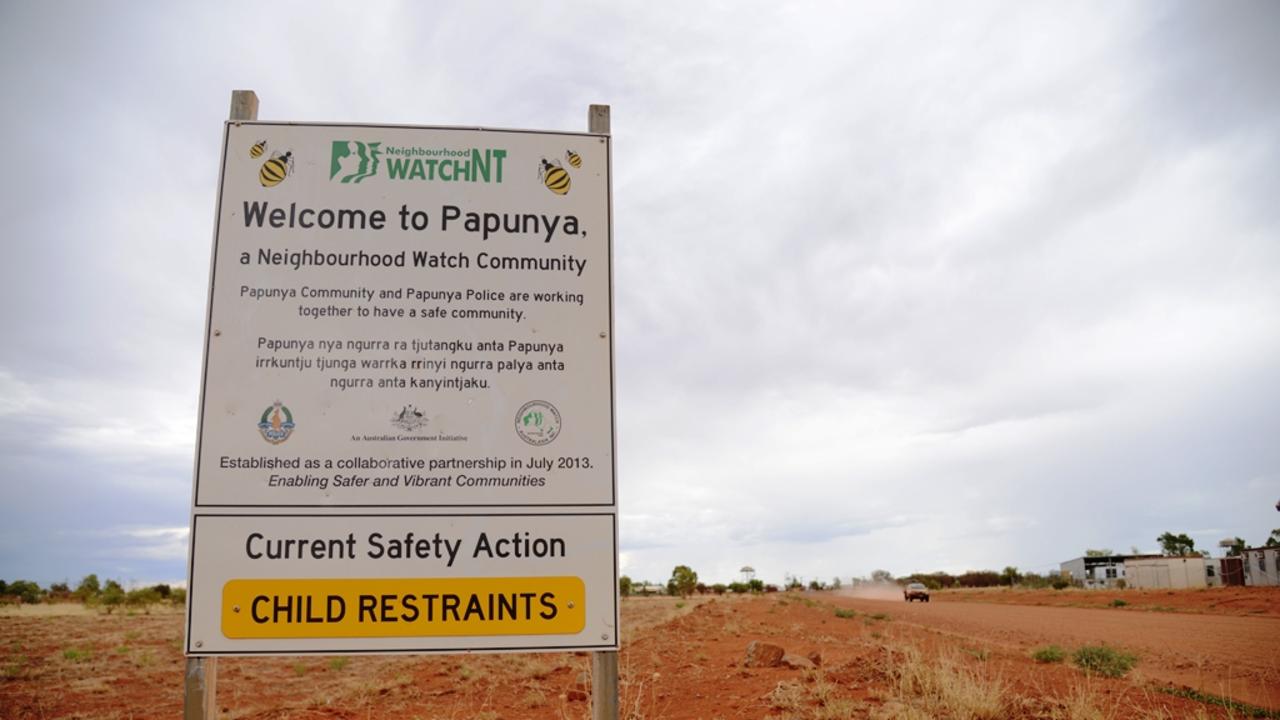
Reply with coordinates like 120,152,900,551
3,656,27,678
1031,645,1066,663
1072,645,1136,677
1110,599,1127,608
870,612,890,621
62,648,91,663
522,689,548,708
1051,579,1070,590
834,608,856,619
328,657,349,671
292,662,307,676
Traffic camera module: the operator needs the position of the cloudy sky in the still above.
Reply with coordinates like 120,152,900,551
1,1,1277,588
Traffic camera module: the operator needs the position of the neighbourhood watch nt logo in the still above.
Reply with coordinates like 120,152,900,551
330,141,381,183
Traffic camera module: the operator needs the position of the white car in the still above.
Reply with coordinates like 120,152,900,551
903,582,930,602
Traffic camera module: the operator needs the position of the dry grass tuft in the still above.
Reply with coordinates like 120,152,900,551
1052,682,1114,720
763,672,861,720
883,643,1008,719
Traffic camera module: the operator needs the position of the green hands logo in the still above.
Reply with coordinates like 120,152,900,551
515,401,561,446
330,141,382,183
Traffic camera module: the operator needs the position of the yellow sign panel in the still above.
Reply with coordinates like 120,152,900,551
222,577,585,639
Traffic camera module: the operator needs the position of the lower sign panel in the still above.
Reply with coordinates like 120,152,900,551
187,514,617,654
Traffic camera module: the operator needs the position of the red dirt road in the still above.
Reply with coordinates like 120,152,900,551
833,594,1280,710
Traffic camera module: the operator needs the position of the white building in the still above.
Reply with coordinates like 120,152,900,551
1242,547,1280,587
1060,554,1215,589
1060,555,1130,588
1123,556,1210,589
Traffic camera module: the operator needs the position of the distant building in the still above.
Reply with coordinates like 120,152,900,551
1060,555,1132,588
1242,547,1280,587
1205,557,1223,587
1060,554,1216,589
1123,556,1210,589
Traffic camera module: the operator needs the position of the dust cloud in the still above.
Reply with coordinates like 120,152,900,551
833,582,904,602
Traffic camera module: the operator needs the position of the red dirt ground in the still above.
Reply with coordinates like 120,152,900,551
2,590,1279,719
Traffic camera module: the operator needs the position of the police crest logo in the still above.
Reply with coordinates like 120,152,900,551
258,401,296,444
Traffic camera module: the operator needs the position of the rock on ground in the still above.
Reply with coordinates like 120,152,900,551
744,640,786,668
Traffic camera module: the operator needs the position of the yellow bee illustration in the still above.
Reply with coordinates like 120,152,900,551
259,151,293,188
565,149,582,168
539,158,570,195
249,140,267,158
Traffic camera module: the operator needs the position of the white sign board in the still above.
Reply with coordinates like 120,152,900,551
186,122,616,655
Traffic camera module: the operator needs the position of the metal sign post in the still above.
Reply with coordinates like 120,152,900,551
587,104,618,720
184,87,260,720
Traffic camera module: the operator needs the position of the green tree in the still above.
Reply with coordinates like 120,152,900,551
125,587,160,611
831,577,842,590
870,569,894,584
747,578,765,593
1157,532,1196,557
1266,529,1280,547
668,565,698,598
74,574,101,601
618,575,633,597
1225,538,1247,557
1000,566,1022,586
1021,572,1050,589
101,581,125,614
6,580,43,604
